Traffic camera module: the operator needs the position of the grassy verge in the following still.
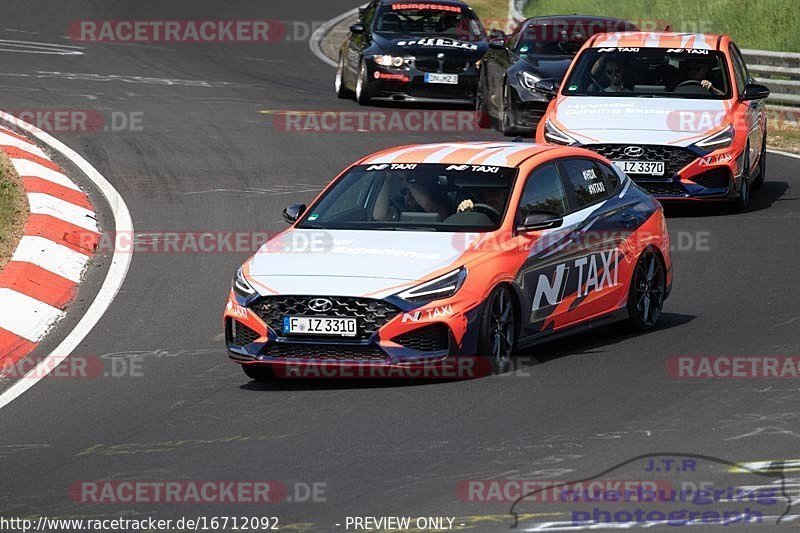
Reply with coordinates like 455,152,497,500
469,0,513,25
0,152,28,270
523,0,800,52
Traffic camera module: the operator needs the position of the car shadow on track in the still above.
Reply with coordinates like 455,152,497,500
239,313,696,390
509,311,697,370
663,180,788,217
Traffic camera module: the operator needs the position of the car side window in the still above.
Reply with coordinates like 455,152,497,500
519,163,568,218
559,158,612,208
728,44,748,95
593,161,621,193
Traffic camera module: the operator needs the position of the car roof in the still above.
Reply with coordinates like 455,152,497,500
588,31,725,51
359,142,559,168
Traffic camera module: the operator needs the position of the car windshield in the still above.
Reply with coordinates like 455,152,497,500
516,20,634,56
374,4,484,41
297,163,517,232
562,47,732,99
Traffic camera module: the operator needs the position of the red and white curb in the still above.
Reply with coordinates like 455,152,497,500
0,126,99,367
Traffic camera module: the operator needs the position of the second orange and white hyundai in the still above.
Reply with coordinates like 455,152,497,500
535,32,770,210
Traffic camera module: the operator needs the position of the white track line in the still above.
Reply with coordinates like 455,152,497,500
0,111,134,410
767,148,800,160
309,6,361,68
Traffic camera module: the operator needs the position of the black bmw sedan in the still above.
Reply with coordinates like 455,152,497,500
478,15,638,135
335,0,488,105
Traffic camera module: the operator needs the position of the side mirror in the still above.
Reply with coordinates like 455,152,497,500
349,23,366,34
517,211,563,231
282,203,307,224
488,29,506,49
743,82,770,100
533,78,560,98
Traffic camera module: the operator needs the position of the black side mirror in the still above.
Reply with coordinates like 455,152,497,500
743,82,770,100
282,203,307,224
517,211,563,231
488,29,506,49
350,23,366,34
533,78,560,98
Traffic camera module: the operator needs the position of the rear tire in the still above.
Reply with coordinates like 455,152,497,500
752,132,767,189
478,285,517,374
625,249,666,332
242,364,275,382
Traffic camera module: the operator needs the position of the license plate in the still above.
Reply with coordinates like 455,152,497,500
283,316,357,337
424,73,458,85
613,160,665,176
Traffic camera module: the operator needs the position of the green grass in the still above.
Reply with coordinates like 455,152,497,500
469,0,514,27
523,0,800,52
0,155,27,269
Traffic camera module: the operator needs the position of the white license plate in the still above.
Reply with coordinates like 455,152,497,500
613,160,665,176
283,316,357,337
424,73,458,85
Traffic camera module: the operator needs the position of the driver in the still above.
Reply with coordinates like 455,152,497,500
679,58,724,95
457,188,507,217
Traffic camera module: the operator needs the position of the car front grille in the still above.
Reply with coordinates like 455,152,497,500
250,296,400,340
414,58,470,73
585,144,698,178
392,324,450,352
264,343,388,361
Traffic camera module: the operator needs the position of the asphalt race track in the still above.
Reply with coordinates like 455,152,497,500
1,1,799,531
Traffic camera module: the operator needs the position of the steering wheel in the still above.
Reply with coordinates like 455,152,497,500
470,203,502,222
674,79,706,90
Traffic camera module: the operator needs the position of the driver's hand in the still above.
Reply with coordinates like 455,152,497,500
700,80,713,91
457,199,474,212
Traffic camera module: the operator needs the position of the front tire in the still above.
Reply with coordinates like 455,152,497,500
479,285,517,374
242,364,275,382
752,132,767,189
733,143,751,211
475,74,491,129
625,249,666,331
500,84,517,136
355,59,371,106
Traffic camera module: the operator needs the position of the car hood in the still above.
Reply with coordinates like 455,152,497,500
245,229,467,298
374,33,487,59
552,97,728,147
517,55,573,80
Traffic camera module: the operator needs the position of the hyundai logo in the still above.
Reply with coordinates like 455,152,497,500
623,146,645,157
308,298,333,313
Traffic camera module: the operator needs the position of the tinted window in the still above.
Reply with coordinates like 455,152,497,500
559,158,611,208
520,163,568,216
593,161,620,193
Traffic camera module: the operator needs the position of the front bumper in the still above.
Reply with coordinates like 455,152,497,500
223,291,487,378
364,61,479,104
582,143,743,201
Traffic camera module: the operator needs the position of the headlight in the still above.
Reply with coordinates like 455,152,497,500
397,267,467,302
695,124,734,150
519,71,540,91
543,119,578,146
232,267,256,299
373,55,406,68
